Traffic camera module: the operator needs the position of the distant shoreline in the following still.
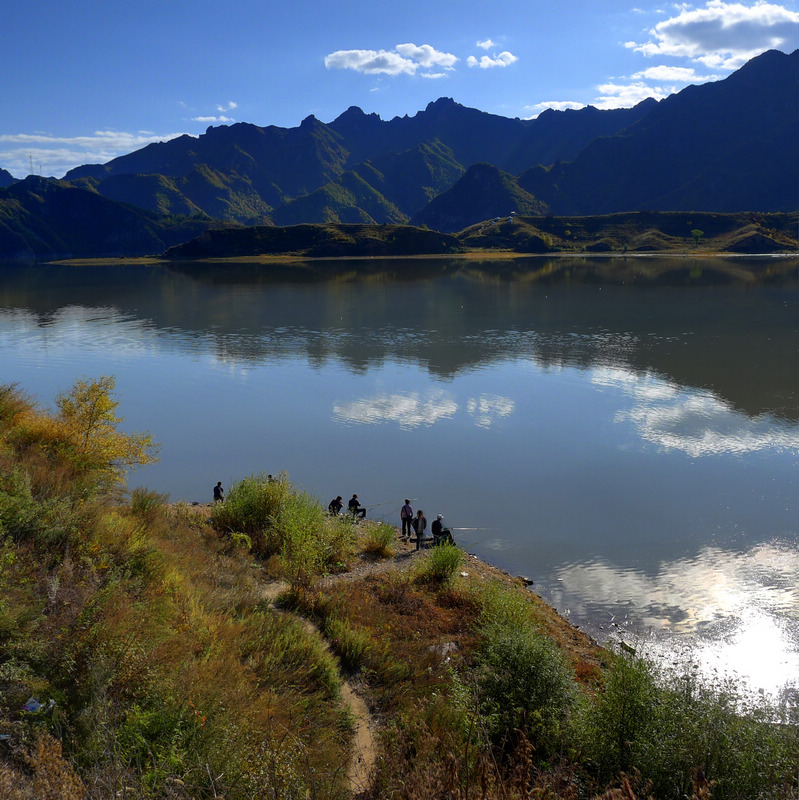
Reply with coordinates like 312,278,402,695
46,249,799,267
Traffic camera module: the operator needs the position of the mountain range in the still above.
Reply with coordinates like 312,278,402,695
0,48,797,259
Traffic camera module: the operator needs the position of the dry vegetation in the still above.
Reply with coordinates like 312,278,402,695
2,380,798,799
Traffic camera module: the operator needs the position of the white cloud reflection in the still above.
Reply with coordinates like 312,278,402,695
593,367,799,457
333,390,515,429
552,541,799,693
466,394,515,428
333,390,458,428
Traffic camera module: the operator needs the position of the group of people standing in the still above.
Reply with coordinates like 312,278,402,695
326,495,454,551
401,499,452,550
213,483,453,551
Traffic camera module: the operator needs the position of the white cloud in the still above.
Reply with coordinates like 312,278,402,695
420,72,447,79
216,101,238,112
325,43,457,76
192,115,235,123
467,51,518,68
630,0,799,70
325,49,417,75
593,80,673,108
476,38,497,49
631,64,716,81
395,42,458,69
0,130,192,178
332,390,517,429
526,100,586,117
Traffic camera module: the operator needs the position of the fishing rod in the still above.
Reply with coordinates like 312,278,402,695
365,497,417,510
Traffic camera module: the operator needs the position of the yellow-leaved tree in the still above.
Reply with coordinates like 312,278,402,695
55,376,158,494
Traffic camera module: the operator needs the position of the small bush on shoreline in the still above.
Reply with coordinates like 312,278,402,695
414,542,464,585
211,472,356,590
361,521,396,558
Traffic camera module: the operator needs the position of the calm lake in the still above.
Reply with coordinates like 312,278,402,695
2,256,798,694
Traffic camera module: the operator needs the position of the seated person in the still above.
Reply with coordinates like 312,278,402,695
328,496,343,515
348,493,366,518
431,514,454,545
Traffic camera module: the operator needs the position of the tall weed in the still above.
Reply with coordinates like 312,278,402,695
324,616,370,673
415,542,464,585
361,521,396,558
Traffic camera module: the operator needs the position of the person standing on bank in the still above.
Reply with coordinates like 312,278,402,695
412,509,427,550
348,493,366,518
400,499,414,540
213,481,224,503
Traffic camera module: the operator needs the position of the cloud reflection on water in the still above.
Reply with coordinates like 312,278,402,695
333,390,458,428
594,367,799,456
551,541,799,693
332,390,514,429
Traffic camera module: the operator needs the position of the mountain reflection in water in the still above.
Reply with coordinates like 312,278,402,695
0,257,797,692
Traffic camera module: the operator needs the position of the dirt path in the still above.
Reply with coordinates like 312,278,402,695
340,681,375,795
259,563,388,796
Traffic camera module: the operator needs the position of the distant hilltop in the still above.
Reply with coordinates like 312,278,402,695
161,212,798,261
1,49,797,261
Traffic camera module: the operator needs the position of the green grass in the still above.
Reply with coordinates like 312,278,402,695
4,380,799,799
414,541,464,585
212,472,356,590
360,521,396,558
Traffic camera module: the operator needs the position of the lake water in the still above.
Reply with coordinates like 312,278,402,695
1,257,798,695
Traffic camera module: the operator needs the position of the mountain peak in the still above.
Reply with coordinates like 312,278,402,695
336,105,366,120
424,97,459,113
728,47,798,82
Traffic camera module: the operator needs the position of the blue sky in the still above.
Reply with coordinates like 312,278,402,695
2,0,798,178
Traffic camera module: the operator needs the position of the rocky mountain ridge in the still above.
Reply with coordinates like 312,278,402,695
0,49,797,258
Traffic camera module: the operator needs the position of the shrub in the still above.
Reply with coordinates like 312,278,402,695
361,521,395,558
129,486,168,517
274,491,328,591
54,376,158,494
0,468,43,540
213,473,355,588
211,472,291,551
475,625,576,756
576,649,799,800
578,647,658,779
640,663,798,800
415,542,464,585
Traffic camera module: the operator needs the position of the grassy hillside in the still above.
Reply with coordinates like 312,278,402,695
164,222,461,259
2,380,798,799
458,210,799,255
159,212,798,268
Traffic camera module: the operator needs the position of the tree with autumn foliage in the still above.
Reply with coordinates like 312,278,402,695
53,376,158,493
